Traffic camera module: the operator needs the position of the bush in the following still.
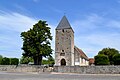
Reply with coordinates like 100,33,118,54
95,54,110,65
0,55,3,65
1,57,10,65
98,48,119,65
10,58,19,65
113,54,120,65
20,56,33,64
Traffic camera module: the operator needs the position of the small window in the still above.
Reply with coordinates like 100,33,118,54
62,50,64,52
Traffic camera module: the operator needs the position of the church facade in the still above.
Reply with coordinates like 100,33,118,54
55,16,89,66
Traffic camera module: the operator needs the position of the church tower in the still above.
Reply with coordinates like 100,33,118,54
55,16,75,66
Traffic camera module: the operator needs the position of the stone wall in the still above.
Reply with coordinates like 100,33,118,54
0,65,52,72
53,66,120,74
0,65,120,74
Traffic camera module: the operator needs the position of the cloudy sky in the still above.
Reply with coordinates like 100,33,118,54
0,0,120,58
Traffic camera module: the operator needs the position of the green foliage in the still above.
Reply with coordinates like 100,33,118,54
0,55,3,58
42,59,48,64
95,54,110,65
48,56,55,66
0,55,19,65
98,48,119,65
20,56,33,64
1,57,10,65
113,54,120,65
21,20,52,65
10,58,19,65
0,55,3,64
42,56,55,66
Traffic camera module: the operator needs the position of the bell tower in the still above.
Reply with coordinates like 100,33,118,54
55,16,75,66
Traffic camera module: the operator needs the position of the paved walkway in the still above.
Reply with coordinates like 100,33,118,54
0,71,120,80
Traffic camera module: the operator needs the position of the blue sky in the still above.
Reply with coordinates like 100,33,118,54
0,0,120,58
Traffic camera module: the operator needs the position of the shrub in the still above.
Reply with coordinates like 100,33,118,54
113,54,120,65
0,55,3,65
95,54,110,65
10,58,19,65
1,57,10,65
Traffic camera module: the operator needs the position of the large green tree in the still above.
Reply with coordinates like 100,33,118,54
113,54,120,65
98,48,119,65
21,20,52,65
95,48,119,65
95,54,110,65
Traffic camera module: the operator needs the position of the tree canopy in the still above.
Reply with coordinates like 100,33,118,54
21,20,52,65
42,56,55,67
95,48,120,65
1,57,10,65
20,56,33,64
95,54,109,65
10,58,19,65
113,54,120,65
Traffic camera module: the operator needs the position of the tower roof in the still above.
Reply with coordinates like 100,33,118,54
56,16,74,31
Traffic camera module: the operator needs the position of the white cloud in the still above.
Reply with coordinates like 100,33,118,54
0,12,37,32
0,12,38,58
0,11,56,58
73,14,120,57
72,14,104,31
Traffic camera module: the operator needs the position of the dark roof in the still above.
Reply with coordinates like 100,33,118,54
56,16,74,32
74,46,88,60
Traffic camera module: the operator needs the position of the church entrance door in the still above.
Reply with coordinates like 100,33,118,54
61,59,66,66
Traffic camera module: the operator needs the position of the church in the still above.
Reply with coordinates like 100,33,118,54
55,16,89,66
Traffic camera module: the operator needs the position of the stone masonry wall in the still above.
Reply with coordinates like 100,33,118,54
0,65,52,72
0,65,120,74
53,66,120,74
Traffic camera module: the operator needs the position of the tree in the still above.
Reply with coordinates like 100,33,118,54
1,57,10,65
42,59,48,65
10,58,19,65
94,54,110,65
113,54,120,65
42,56,55,67
48,56,55,66
21,20,52,65
20,56,33,64
98,48,119,65
0,55,2,58
0,55,3,65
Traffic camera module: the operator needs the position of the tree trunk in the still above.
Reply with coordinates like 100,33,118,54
33,57,37,65
33,55,42,65
38,56,42,65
